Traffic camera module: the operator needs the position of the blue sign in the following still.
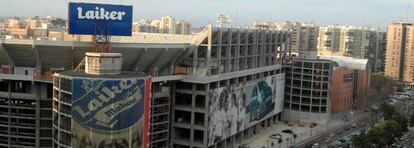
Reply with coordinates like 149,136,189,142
68,2,133,36
72,78,145,131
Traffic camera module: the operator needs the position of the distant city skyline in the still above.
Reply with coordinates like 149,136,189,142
1,0,414,30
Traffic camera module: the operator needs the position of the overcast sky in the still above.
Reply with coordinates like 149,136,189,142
1,0,413,29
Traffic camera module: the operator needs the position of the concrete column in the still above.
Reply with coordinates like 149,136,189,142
8,81,11,148
227,28,232,73
193,46,198,75
218,28,222,74
35,83,40,148
170,82,176,145
230,135,234,148
235,29,240,71
253,31,257,68
240,130,244,146
204,83,210,147
190,83,196,147
190,113,194,147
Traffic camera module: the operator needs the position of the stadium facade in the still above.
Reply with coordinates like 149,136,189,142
0,25,292,148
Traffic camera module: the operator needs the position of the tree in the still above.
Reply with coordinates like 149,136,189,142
380,103,395,121
357,73,395,109
367,123,386,146
370,73,395,100
354,120,405,147
383,120,402,144
410,113,414,127
392,113,408,132
380,103,408,132
352,132,371,148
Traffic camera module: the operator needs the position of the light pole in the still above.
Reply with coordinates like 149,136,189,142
286,138,290,148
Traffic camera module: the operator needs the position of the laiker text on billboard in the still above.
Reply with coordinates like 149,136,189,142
68,2,132,36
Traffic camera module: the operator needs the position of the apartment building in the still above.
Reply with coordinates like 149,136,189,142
276,22,319,52
318,26,377,57
384,22,414,84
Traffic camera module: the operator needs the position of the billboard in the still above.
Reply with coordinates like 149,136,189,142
71,77,151,148
68,2,133,36
208,73,285,145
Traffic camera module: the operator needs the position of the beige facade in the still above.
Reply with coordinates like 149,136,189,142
149,17,192,35
317,26,377,59
176,20,192,35
7,17,20,28
385,22,414,83
276,22,319,52
132,20,158,33
26,16,41,29
317,26,342,54
160,16,176,34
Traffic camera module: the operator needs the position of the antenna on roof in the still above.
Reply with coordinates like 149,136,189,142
235,9,238,27
405,0,411,22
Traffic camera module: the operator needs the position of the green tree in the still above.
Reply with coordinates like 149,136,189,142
380,103,395,121
410,113,414,127
380,103,408,132
356,120,404,147
392,113,408,132
357,73,395,109
367,123,386,146
352,132,371,148
383,120,402,144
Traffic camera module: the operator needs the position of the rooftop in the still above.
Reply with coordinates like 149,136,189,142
319,56,368,70
55,70,146,79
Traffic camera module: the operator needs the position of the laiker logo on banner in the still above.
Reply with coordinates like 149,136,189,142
71,77,152,148
72,78,145,131
76,7,126,21
68,2,133,36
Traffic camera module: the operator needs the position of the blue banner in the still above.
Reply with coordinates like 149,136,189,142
72,78,145,132
68,2,132,36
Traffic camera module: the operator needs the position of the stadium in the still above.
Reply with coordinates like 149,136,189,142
0,24,291,148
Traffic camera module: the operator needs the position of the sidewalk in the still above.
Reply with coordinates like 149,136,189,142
243,112,352,148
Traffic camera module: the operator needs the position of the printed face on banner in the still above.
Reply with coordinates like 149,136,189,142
208,73,285,145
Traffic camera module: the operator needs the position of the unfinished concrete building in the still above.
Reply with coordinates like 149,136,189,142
171,26,290,148
0,25,291,148
282,52,332,124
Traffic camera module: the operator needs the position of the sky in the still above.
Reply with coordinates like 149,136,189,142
1,0,413,30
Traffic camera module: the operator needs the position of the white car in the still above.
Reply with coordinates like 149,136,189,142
311,142,320,148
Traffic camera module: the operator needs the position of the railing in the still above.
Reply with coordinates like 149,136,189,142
193,26,209,45
113,32,195,44
73,57,85,72
33,74,53,82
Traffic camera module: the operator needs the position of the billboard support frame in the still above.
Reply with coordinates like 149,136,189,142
92,21,111,53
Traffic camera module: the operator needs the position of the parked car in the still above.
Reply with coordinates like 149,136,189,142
269,133,282,140
324,137,331,143
311,142,320,148
351,123,357,128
